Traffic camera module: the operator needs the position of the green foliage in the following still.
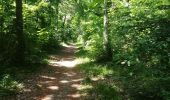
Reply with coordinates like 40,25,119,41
77,59,122,99
0,33,17,65
0,0,16,65
92,83,120,100
107,0,170,99
76,0,170,99
79,62,113,78
0,74,23,96
85,82,121,100
83,34,104,60
37,28,59,51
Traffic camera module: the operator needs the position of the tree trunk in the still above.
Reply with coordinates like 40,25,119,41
56,2,59,31
103,0,112,60
61,15,66,41
15,0,25,64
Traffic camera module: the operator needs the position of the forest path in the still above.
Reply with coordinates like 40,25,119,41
18,44,85,100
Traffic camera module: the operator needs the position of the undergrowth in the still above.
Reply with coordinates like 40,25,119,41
76,47,170,100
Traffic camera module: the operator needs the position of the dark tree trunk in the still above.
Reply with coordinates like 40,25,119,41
103,0,112,60
15,0,25,64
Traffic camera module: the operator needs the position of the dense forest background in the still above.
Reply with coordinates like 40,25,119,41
0,0,170,99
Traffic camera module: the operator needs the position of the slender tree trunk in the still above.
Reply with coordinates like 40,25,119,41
56,2,59,31
61,15,66,41
62,15,66,29
103,0,112,60
15,0,25,64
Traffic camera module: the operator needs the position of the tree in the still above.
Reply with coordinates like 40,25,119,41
15,0,25,64
55,0,60,31
103,0,112,60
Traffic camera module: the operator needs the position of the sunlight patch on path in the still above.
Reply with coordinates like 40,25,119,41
42,95,54,100
68,94,81,98
63,72,76,77
47,86,59,90
49,60,77,68
56,60,77,68
60,80,70,84
49,57,90,68
40,76,56,80
61,42,77,48
71,78,83,82
71,84,83,90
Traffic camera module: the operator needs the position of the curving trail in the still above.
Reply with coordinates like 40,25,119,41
18,44,85,100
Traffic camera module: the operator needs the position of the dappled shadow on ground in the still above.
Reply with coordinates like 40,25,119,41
15,44,86,100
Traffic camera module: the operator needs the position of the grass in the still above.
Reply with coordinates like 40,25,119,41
76,56,125,100
75,49,170,100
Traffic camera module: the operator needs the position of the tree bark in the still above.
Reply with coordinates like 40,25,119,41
103,0,112,60
15,0,25,64
56,1,59,31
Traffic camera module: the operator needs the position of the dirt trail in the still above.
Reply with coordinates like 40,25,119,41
17,44,85,100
